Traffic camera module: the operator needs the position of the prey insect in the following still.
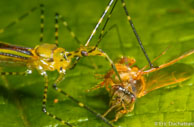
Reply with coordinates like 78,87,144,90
0,1,129,127
93,50,193,121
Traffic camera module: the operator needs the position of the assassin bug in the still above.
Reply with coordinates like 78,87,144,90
0,1,130,127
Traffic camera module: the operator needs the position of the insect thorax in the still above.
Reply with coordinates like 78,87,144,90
31,43,71,73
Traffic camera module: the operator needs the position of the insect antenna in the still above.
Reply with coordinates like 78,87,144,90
0,6,38,34
59,15,81,44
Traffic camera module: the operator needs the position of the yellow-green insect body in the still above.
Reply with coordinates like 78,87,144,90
32,43,70,73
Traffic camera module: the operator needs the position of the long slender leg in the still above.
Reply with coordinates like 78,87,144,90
85,0,116,46
120,0,153,68
0,70,32,76
95,0,118,48
41,73,72,127
0,6,38,34
52,73,114,127
141,46,169,71
59,14,81,44
55,13,59,45
92,0,127,56
39,4,45,43
0,70,32,89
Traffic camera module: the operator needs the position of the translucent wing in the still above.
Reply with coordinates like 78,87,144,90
144,63,194,94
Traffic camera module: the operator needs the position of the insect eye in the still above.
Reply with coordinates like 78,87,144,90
81,51,88,56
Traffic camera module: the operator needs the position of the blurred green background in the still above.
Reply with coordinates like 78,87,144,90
0,0,194,127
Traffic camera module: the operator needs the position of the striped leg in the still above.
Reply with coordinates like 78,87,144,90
120,0,153,68
52,73,114,127
95,0,118,48
39,4,45,43
85,0,116,46
55,13,59,45
59,14,81,44
0,6,38,34
93,0,126,55
0,70,32,89
41,73,72,127
0,70,32,76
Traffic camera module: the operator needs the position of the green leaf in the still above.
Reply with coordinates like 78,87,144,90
0,0,194,127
